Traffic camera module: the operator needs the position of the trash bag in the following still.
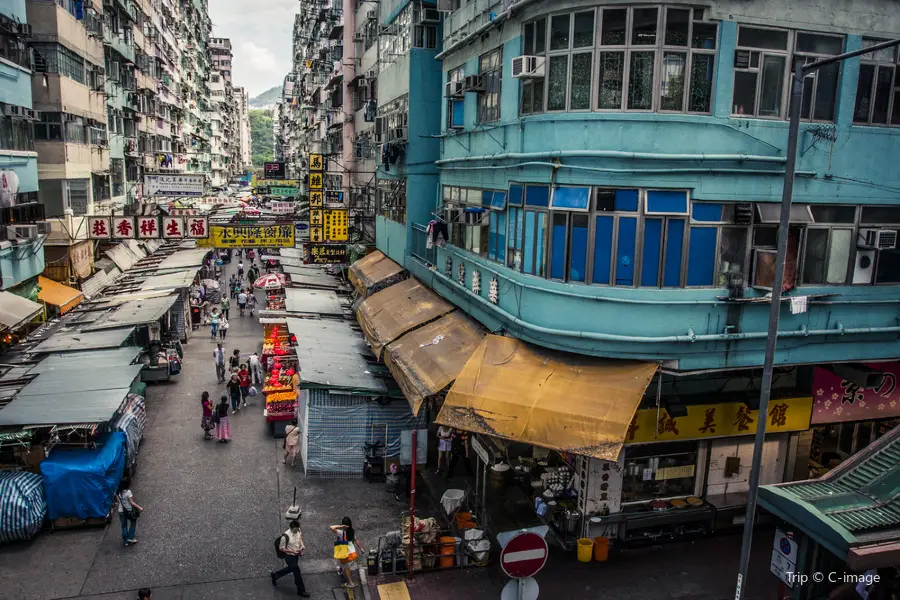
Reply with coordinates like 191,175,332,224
247,386,258,397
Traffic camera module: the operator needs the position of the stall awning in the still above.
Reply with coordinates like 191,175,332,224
356,278,454,360
435,335,658,462
384,312,486,415
759,425,900,570
0,291,43,332
82,294,179,331
37,276,83,315
30,326,136,353
348,250,404,297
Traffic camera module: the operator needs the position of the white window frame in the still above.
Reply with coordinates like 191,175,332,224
854,39,900,127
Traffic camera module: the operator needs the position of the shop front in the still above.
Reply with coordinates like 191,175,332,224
806,363,900,478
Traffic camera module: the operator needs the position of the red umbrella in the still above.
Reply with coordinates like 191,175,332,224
253,273,286,290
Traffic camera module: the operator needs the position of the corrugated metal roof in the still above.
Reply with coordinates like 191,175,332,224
28,347,141,373
105,244,139,271
285,317,387,393
284,288,343,316
156,248,210,270
0,389,133,426
0,292,43,331
30,326,136,353
16,363,143,397
82,294,178,331
139,269,197,291
81,267,122,299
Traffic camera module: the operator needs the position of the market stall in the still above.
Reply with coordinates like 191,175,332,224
0,471,46,542
261,323,298,435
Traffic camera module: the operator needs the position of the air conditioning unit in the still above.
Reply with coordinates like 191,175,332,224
23,108,38,121
390,127,407,140
445,80,464,98
858,228,898,250
366,69,376,80
511,55,546,78
2,104,23,117
464,74,484,92
36,222,53,234
422,8,441,23
353,32,365,42
436,0,455,12
17,23,32,37
7,225,38,240
853,249,877,284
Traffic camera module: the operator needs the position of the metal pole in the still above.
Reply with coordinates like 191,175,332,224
733,59,803,600
733,37,900,600
407,428,417,580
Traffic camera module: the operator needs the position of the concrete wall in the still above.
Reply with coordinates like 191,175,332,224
32,74,107,121
27,1,104,65
0,152,38,193
0,238,46,290
0,61,33,109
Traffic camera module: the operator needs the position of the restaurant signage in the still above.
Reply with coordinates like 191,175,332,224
811,363,900,424
203,224,295,248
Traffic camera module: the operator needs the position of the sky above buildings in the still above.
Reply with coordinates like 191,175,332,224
208,0,295,97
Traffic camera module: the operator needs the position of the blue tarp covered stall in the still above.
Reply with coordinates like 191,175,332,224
40,432,127,520
0,471,46,542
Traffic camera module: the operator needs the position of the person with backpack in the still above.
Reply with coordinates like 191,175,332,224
271,520,310,597
116,478,144,547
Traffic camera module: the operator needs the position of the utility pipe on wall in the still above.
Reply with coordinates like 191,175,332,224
434,150,788,166
342,0,356,208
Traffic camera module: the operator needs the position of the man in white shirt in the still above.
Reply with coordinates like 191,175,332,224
248,352,264,386
271,520,310,597
237,290,248,317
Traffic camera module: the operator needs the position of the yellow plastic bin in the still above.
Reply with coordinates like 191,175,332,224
593,536,609,561
576,537,593,563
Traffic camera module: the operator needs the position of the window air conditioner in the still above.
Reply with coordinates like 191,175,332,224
2,104,23,117
422,8,441,23
7,225,38,240
436,0,455,12
858,229,898,250
17,23,32,37
36,222,53,234
464,74,484,92
445,80,464,98
512,55,545,78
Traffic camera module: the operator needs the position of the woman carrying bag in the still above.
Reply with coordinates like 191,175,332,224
116,479,144,547
330,517,362,588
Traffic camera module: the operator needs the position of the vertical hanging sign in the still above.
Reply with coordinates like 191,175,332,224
307,153,324,244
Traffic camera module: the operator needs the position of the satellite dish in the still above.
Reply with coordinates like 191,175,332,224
0,169,20,208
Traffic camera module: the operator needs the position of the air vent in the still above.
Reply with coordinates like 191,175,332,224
734,202,753,225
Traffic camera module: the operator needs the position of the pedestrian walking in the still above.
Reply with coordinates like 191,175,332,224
238,364,251,407
436,425,453,474
330,517,362,587
115,478,143,547
248,265,258,283
283,418,300,466
237,289,248,317
226,374,242,412
213,343,226,383
220,295,230,319
271,520,310,597
209,309,219,339
215,395,231,442
238,261,244,280
247,289,258,316
219,315,229,341
138,589,152,600
201,391,214,440
447,428,473,479
249,352,264,386
229,349,241,371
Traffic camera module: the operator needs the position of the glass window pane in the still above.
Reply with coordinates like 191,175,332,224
796,33,843,55
799,75,814,120
660,52,686,110
551,213,567,279
521,81,533,114
733,71,757,115
692,22,717,49
827,229,852,284
872,65,894,124
689,53,715,112
550,14,570,51
570,53,592,110
524,22,534,54
642,217,663,286
664,218,685,287
593,215,613,284
854,64,876,123
892,90,900,126
616,216,637,285
665,8,690,46
497,212,507,263
632,7,658,45
573,11,594,48
813,62,839,121
598,52,625,109
489,212,498,261
601,9,627,45
536,212,547,277
628,51,655,110
802,229,828,284
535,18,546,53
547,55,568,110
532,77,545,113
717,228,747,286
876,249,900,284
759,55,786,117
570,214,589,282
862,38,896,62
810,205,856,223
687,227,717,286
738,27,789,50
524,210,536,274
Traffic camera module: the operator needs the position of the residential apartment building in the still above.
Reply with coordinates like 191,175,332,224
353,0,900,545
0,0,46,295
208,37,240,187
233,85,251,172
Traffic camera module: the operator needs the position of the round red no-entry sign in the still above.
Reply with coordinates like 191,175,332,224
500,532,548,579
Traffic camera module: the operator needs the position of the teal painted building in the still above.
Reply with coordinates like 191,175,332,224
376,0,900,372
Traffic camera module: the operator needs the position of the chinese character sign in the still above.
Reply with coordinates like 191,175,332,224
812,363,900,424
310,209,323,227
137,217,159,239
625,397,812,444
144,174,205,197
309,227,323,242
323,209,349,241
187,217,209,238
309,154,323,171
309,191,324,207
306,243,348,264
308,172,323,190
112,217,134,239
207,224,295,248
162,217,185,239
88,217,111,239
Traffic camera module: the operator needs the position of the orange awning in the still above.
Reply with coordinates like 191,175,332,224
436,335,658,462
38,276,83,315
348,250,404,297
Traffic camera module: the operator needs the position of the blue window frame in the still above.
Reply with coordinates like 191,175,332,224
592,215,614,284
569,214,588,282
551,186,590,210
663,218,685,287
641,218,663,286
525,185,550,207
507,206,524,270
646,190,688,214
615,216,637,285
687,227,717,286
508,183,523,206
489,211,507,263
691,202,723,222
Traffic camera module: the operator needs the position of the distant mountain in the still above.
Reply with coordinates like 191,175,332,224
249,86,281,108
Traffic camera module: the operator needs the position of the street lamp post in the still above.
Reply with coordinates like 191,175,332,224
733,37,900,600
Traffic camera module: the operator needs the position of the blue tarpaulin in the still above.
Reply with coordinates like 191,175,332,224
40,432,126,520
0,471,46,543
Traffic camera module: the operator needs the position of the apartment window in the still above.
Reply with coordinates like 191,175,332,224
66,179,90,215
34,112,63,141
0,117,35,152
545,11,595,111
447,66,465,129
32,43,87,85
733,27,842,120
854,40,900,126
520,18,546,115
377,178,406,224
478,48,502,123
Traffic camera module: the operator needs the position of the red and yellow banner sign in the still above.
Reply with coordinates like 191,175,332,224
625,397,812,444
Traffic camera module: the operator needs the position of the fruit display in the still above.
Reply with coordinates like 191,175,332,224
266,391,296,416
